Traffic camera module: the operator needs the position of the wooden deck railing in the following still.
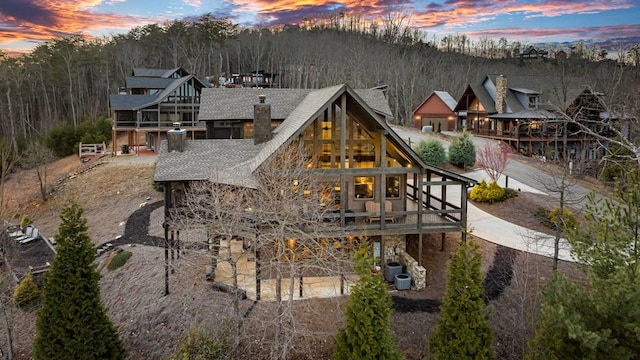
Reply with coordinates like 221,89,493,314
79,142,106,158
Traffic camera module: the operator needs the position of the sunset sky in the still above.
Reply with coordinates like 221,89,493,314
1,0,638,54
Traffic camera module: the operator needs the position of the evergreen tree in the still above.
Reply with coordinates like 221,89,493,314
414,138,447,167
429,240,494,360
527,171,640,359
12,272,40,308
32,201,125,360
448,131,476,169
335,244,403,360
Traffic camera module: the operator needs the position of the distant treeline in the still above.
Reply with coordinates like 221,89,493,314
0,13,638,153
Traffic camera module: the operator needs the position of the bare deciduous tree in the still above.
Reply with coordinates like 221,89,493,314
23,141,56,201
169,144,350,359
476,142,510,182
0,140,18,219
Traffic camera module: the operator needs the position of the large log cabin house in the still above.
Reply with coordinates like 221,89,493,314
153,84,475,298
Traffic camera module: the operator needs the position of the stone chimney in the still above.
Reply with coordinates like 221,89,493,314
167,122,187,152
253,95,272,145
495,75,507,114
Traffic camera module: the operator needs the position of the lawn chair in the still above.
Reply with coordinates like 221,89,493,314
13,226,34,242
20,228,40,245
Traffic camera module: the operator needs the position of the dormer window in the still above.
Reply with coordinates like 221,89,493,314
528,96,538,109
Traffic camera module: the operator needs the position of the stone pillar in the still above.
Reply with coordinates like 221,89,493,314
495,75,507,114
253,95,272,145
397,250,427,290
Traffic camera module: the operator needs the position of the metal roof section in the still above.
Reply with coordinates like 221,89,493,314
109,94,156,110
485,74,589,109
132,67,188,78
510,87,541,95
125,76,175,89
433,91,458,110
470,83,497,113
110,76,201,111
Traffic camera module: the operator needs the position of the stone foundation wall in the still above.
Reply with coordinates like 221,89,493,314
383,235,405,259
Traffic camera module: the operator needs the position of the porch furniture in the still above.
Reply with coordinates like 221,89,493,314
365,200,395,223
20,228,40,245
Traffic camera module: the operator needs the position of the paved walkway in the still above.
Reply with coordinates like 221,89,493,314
392,125,574,262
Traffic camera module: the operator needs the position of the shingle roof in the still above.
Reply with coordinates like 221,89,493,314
155,84,474,186
503,87,525,113
200,88,310,120
153,139,263,187
354,89,393,119
199,87,393,121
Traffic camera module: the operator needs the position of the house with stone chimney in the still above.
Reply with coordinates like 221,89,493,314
109,67,210,155
153,84,474,298
454,74,610,165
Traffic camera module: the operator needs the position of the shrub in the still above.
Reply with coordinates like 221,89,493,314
107,251,133,270
167,325,231,360
13,273,40,308
46,123,78,157
469,180,507,203
20,215,32,228
448,131,476,169
152,181,164,192
46,118,113,157
414,138,446,166
547,206,578,231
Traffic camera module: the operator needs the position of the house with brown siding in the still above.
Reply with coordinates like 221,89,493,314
412,91,458,131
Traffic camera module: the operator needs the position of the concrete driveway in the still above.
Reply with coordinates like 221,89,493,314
391,125,574,261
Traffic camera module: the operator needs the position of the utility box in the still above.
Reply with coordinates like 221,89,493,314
385,262,402,283
395,274,412,290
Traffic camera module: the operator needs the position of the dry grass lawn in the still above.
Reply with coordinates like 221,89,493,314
1,153,586,360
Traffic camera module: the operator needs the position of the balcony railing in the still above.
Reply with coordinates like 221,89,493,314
115,118,203,129
167,180,465,237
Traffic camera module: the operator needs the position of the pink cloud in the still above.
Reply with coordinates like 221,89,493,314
411,0,635,29
0,0,159,45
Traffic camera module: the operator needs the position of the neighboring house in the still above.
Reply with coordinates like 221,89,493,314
109,67,210,154
220,70,277,88
412,91,458,131
520,47,549,61
555,50,568,62
454,74,610,162
154,84,474,298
